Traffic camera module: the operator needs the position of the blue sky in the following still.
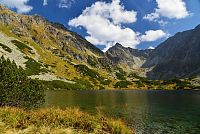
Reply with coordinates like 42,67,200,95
1,0,200,51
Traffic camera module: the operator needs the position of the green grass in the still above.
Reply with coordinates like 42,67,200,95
0,43,12,53
0,107,133,134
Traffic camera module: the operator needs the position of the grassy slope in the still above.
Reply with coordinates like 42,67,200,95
0,22,81,79
0,107,133,134
0,20,115,89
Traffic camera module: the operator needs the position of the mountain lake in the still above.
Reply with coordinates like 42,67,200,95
44,90,200,134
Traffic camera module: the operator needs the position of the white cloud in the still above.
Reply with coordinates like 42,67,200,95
58,0,75,8
0,0,33,13
156,0,189,19
69,0,167,51
43,0,48,6
140,30,167,42
144,0,189,25
144,12,160,21
143,12,168,26
148,46,155,49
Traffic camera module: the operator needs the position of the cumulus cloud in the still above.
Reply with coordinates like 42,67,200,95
0,0,33,13
144,0,189,25
156,0,189,19
140,30,167,42
69,0,167,51
43,0,48,6
58,0,75,8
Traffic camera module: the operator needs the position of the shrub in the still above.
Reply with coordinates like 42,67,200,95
11,40,32,52
87,55,98,67
114,81,132,88
0,43,12,53
75,64,100,79
0,56,45,108
116,68,127,80
75,64,110,86
24,57,48,75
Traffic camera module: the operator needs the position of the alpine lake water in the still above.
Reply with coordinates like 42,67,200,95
44,90,200,134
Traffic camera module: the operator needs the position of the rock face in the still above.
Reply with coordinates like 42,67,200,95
106,43,153,69
143,25,200,80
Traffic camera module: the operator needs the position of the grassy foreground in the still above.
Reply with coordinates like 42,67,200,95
0,107,133,134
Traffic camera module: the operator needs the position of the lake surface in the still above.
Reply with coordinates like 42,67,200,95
44,90,200,134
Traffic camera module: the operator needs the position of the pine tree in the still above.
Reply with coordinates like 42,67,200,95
0,56,45,108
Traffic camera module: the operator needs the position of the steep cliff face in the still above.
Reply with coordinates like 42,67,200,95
106,43,153,69
143,25,200,80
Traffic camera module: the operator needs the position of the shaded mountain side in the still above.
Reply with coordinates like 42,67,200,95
143,25,200,80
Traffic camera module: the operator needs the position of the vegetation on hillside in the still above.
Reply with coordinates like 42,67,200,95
11,40,33,53
0,42,12,53
75,64,112,89
0,56,45,108
24,56,49,75
114,81,132,88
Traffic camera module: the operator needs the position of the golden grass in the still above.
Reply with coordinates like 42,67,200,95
0,107,133,134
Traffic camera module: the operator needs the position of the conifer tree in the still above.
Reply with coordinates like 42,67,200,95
0,56,45,108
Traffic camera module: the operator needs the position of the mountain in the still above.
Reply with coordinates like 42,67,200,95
0,4,199,90
0,4,114,89
143,25,200,80
106,43,153,75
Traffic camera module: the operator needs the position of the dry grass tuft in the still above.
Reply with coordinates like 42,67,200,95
0,107,133,134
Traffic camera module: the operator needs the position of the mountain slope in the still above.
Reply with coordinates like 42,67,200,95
0,4,114,89
143,25,200,80
0,4,199,90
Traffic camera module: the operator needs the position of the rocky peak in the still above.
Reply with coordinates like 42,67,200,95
114,43,123,48
106,43,153,69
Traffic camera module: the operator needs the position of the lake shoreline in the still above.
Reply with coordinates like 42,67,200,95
50,88,200,91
